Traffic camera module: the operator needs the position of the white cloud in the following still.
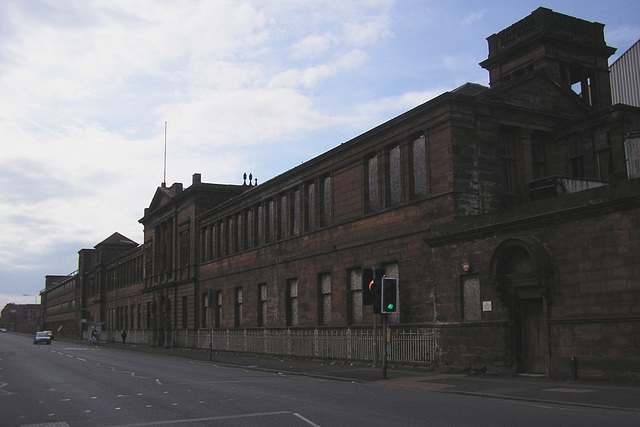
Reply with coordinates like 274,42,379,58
343,14,394,47
290,34,335,60
462,10,485,26
270,49,369,89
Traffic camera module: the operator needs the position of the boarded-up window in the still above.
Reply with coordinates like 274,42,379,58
292,188,301,235
319,273,331,326
305,181,316,231
235,288,243,327
258,283,267,327
389,145,401,205
279,194,287,240
349,269,363,324
625,136,640,179
287,279,298,327
462,275,481,321
320,175,332,226
412,135,427,198
367,155,379,211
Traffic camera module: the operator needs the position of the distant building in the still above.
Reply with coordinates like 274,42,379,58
0,303,40,333
42,8,640,381
40,233,139,339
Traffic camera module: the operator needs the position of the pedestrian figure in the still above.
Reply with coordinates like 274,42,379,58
121,330,127,344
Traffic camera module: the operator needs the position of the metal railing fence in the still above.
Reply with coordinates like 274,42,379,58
102,327,436,365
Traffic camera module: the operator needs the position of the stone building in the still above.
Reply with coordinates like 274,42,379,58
0,303,40,334
41,233,140,340
138,174,251,346
42,8,640,381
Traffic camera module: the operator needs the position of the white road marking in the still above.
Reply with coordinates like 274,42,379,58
106,411,315,426
293,412,322,427
95,362,149,379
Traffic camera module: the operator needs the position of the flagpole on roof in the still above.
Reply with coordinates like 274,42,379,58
163,121,167,187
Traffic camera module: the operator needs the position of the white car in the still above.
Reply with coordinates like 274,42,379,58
33,331,51,345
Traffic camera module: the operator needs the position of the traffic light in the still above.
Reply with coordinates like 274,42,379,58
362,268,375,306
362,268,384,314
381,277,398,313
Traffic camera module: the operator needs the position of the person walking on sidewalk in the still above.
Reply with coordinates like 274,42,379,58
121,330,127,344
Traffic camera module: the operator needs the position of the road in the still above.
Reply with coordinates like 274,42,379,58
1,332,638,426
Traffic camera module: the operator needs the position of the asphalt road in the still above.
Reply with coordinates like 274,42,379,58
1,332,638,426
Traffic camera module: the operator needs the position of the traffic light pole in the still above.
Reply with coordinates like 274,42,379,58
373,313,379,368
372,267,379,368
382,313,388,379
209,288,214,361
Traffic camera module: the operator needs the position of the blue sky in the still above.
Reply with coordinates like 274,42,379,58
1,0,639,309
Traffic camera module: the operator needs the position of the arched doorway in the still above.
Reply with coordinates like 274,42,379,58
489,238,553,375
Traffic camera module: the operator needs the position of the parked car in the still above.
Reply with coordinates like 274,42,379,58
0,328,7,333
33,331,51,345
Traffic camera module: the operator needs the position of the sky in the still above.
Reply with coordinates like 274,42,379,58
1,0,639,310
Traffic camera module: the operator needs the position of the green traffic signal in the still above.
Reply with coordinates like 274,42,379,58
381,277,398,313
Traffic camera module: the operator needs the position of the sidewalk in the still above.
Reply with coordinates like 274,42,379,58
92,340,640,413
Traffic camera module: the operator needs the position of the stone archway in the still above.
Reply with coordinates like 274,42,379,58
489,238,553,374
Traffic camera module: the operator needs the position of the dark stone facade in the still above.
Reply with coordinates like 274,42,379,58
42,8,640,381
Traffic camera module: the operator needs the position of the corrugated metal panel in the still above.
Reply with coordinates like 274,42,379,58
610,39,640,107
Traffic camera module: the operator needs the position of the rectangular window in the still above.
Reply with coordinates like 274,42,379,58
319,273,331,326
182,296,188,329
594,128,611,181
499,127,517,194
531,132,547,180
412,135,427,198
320,175,332,226
236,213,243,252
462,275,481,321
305,181,316,231
366,155,380,211
568,134,585,178
146,302,151,329
215,291,222,328
219,221,227,256
349,269,363,324
570,156,584,178
279,194,287,240
258,283,267,327
286,279,298,327
208,225,215,260
245,209,253,249
179,228,189,267
257,204,264,246
235,288,243,328
388,145,402,206
215,223,222,258
291,188,301,236
228,217,235,253
625,136,640,179
201,292,207,328
267,200,275,243
200,228,207,263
